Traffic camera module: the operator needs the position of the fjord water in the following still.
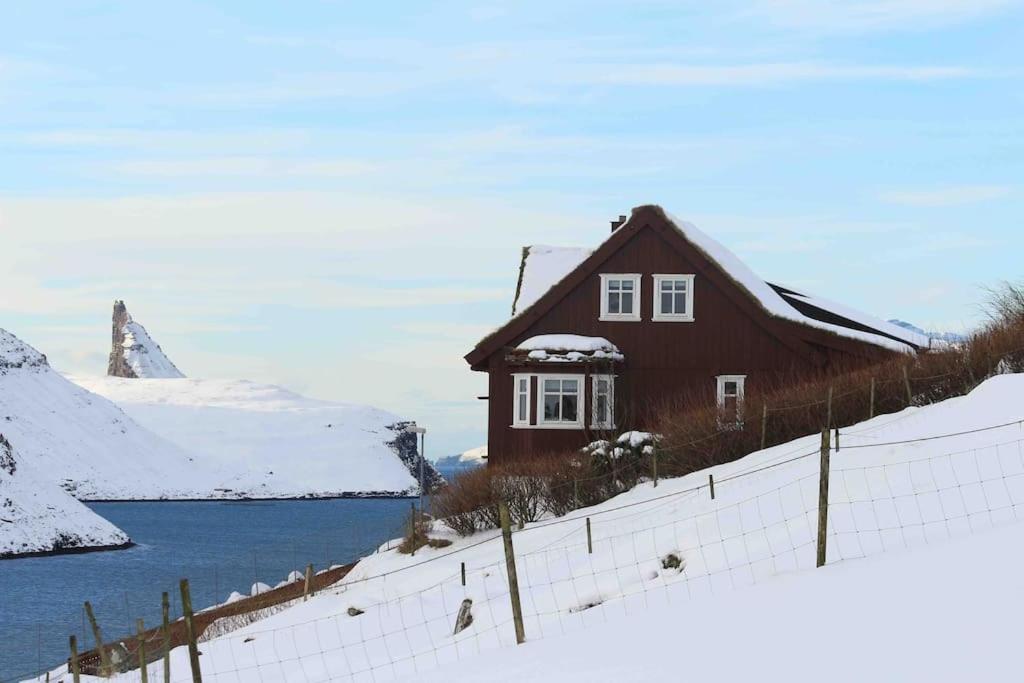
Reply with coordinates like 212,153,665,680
0,498,413,681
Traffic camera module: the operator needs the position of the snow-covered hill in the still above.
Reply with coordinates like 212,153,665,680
70,376,440,497
107,300,184,379
67,372,1024,683
0,434,130,558
434,445,486,478
0,328,226,500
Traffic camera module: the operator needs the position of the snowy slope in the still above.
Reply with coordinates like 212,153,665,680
69,376,432,497
0,329,225,500
0,434,130,558
119,320,184,378
53,373,1024,683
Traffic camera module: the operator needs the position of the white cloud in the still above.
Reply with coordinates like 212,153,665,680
747,0,1019,32
878,184,1013,207
590,62,978,86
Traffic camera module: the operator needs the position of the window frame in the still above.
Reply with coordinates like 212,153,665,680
512,373,532,427
652,274,696,322
599,273,642,322
535,373,586,430
716,374,747,424
591,374,616,430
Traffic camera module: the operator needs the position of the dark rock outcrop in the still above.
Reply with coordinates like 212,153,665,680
108,300,138,378
387,422,445,494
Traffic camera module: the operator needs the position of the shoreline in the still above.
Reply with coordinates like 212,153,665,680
0,540,136,561
80,492,419,503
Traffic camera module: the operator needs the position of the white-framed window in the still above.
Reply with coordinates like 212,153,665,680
599,274,641,321
591,375,615,430
716,375,746,424
537,374,584,428
652,274,695,322
512,374,531,426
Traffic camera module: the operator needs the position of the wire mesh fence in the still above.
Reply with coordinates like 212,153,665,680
36,418,1024,683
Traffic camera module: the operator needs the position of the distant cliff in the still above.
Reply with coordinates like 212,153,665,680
107,300,185,379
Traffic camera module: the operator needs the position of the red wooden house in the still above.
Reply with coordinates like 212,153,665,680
465,205,927,465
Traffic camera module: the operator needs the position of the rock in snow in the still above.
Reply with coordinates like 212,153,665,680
0,434,130,558
107,300,185,379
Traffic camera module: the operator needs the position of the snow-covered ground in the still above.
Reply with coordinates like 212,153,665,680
47,373,1024,683
69,376,425,497
0,435,130,558
0,328,227,500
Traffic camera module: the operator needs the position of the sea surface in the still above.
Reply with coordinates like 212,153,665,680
0,498,416,681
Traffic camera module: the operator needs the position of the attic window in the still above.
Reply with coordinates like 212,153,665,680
599,274,641,322
653,275,695,322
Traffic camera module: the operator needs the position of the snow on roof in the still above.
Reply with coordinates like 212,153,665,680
515,334,624,363
512,246,592,316
488,206,920,357
660,212,917,354
771,286,931,349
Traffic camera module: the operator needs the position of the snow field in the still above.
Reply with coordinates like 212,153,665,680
46,374,1024,683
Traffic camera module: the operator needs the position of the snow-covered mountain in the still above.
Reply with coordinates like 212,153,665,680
107,300,184,378
888,319,968,347
2,325,435,501
434,445,486,479
0,434,130,558
0,328,223,500
70,376,442,497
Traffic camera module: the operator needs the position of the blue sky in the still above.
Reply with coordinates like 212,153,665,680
1,1,1022,457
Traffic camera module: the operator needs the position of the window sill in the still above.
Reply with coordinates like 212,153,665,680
599,315,641,322
510,423,585,430
652,315,695,323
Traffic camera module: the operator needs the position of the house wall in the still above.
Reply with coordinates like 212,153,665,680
485,227,837,466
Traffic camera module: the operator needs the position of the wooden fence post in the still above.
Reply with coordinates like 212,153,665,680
816,429,832,568
460,561,466,587
834,427,840,452
161,591,171,683
825,385,834,430
69,635,81,683
586,517,593,554
136,619,149,683
498,502,526,645
651,450,658,488
903,366,913,406
83,601,112,676
573,478,579,509
708,474,715,500
179,579,203,683
303,563,314,602
760,403,769,451
869,377,876,419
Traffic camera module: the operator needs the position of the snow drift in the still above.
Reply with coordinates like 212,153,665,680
0,434,130,558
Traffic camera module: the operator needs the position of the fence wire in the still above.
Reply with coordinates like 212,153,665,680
37,422,1024,683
